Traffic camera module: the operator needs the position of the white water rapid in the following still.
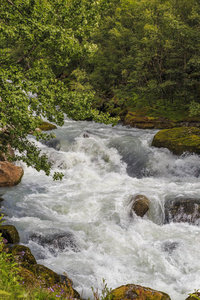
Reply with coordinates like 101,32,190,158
1,118,200,300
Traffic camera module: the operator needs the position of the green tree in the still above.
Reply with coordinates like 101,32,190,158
85,0,200,117
0,0,116,180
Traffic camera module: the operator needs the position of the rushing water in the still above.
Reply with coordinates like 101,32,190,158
1,118,200,300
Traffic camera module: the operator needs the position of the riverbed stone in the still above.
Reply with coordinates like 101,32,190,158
39,121,57,131
152,127,200,155
0,161,24,187
164,197,200,224
110,284,171,300
130,195,150,217
0,225,20,244
30,232,79,256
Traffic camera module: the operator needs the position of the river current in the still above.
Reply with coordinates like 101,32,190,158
1,118,200,299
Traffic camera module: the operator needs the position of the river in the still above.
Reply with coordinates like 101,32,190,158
1,117,200,299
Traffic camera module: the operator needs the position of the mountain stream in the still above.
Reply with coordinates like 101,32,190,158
1,118,200,299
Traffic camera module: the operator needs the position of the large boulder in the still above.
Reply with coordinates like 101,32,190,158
0,225,20,244
39,121,57,131
0,161,24,187
164,197,200,225
152,127,200,155
130,195,150,217
110,284,171,300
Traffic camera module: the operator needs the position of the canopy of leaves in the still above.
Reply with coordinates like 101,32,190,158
0,0,116,179
82,0,200,116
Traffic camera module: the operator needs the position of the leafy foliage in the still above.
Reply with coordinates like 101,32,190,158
82,0,200,117
0,0,116,179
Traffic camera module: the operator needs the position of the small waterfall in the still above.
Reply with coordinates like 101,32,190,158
1,118,200,299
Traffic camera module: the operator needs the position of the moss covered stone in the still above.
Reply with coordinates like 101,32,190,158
110,284,171,300
123,112,174,129
10,244,37,268
38,121,57,131
0,225,20,244
28,264,60,286
152,127,200,155
28,264,80,298
131,195,150,217
18,267,39,286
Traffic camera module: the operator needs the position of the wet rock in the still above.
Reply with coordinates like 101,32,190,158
9,244,37,268
164,197,200,224
130,195,150,217
0,195,4,208
186,292,200,300
39,121,57,131
0,161,24,187
30,232,79,256
110,284,171,300
0,225,20,244
152,127,200,155
162,241,179,254
41,138,61,150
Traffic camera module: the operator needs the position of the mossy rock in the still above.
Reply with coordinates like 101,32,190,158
123,112,174,129
110,284,171,300
28,264,80,298
18,267,40,286
152,127,200,155
28,264,60,286
10,244,37,268
0,225,20,244
18,268,80,299
38,121,57,131
131,195,150,217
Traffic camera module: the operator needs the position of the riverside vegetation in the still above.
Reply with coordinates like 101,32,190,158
1,0,200,176
1,0,200,299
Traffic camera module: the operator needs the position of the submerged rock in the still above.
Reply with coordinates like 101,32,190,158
130,195,150,217
152,127,200,155
0,161,24,187
0,225,20,244
164,197,200,224
41,138,61,150
39,121,57,131
110,284,171,300
30,232,79,256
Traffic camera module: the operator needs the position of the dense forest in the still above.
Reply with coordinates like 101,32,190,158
1,0,200,175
